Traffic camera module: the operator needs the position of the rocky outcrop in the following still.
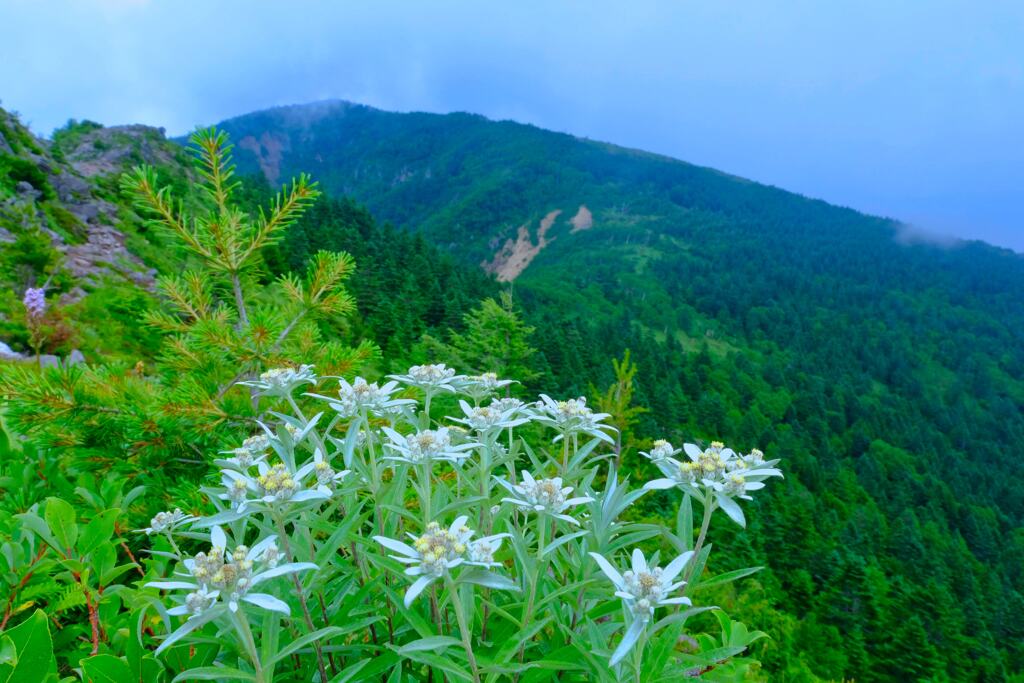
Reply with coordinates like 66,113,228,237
1,110,161,302
62,124,178,178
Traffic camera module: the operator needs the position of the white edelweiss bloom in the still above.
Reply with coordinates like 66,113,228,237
219,456,332,513
140,508,196,535
216,433,271,470
381,426,477,465
490,396,533,420
534,394,616,445
589,548,695,666
388,363,463,393
643,441,783,527
457,372,516,401
450,399,531,435
239,364,317,397
374,516,474,607
310,376,415,418
148,526,316,618
496,470,594,525
311,448,351,495
467,533,511,568
640,439,680,464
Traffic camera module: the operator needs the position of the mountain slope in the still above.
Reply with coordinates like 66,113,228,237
213,100,1024,681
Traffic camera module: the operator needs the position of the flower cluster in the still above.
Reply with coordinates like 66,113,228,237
143,361,779,676
590,549,694,665
147,527,315,653
534,394,616,444
383,426,476,465
318,377,413,417
644,440,783,526
375,517,510,606
240,364,317,397
497,470,593,525
142,508,194,535
22,287,46,319
389,363,462,393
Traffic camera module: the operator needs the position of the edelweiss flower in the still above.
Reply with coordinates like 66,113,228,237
496,470,594,525
140,508,195,536
589,548,694,666
311,377,415,418
374,516,509,606
219,455,337,512
640,439,680,464
643,441,783,526
457,372,516,401
239,365,317,397
388,363,463,393
450,399,531,435
534,394,616,444
147,526,315,654
382,426,477,465
217,433,271,470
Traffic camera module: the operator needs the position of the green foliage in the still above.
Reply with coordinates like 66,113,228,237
0,154,53,199
1,128,375,476
441,292,540,386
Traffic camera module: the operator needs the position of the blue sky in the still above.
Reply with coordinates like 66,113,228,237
2,0,1022,251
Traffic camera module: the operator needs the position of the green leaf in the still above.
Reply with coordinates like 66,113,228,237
14,513,61,553
43,498,77,553
79,509,120,556
171,666,256,682
81,654,132,683
267,626,343,665
397,636,462,655
458,568,519,592
0,609,56,683
694,566,763,591
0,636,16,667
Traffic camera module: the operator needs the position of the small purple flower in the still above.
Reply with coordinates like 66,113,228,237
23,287,46,319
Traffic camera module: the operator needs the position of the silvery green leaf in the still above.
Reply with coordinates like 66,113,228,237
714,492,746,528
154,606,224,655
242,593,290,614
458,567,519,591
610,618,647,666
542,530,589,558
251,562,317,585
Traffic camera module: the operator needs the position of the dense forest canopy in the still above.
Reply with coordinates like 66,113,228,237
1,100,1023,681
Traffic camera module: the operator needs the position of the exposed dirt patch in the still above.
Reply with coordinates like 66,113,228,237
482,209,562,282
570,204,593,233
238,132,288,186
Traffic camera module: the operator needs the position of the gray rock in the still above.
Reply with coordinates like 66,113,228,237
52,172,91,202
15,181,41,199
69,202,101,223
67,349,86,366
38,354,61,368
0,341,24,359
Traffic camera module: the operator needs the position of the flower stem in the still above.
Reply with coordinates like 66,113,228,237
419,461,433,523
446,575,481,683
233,610,265,683
683,490,715,587
274,515,328,683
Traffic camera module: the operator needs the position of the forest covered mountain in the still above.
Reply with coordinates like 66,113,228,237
218,100,1024,681
2,98,1023,681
